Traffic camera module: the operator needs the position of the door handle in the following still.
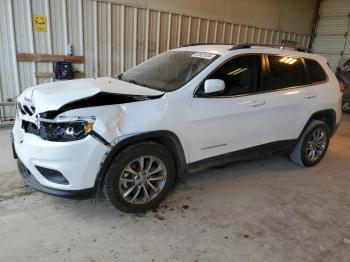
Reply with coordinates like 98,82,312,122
250,101,266,107
305,93,316,99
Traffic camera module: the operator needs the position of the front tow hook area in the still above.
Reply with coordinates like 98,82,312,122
11,133,18,159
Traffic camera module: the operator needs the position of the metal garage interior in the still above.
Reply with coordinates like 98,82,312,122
313,0,350,70
1,0,350,261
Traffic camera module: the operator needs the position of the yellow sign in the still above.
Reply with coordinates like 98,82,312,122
33,16,47,32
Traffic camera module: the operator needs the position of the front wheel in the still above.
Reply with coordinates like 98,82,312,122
103,141,176,213
290,120,330,167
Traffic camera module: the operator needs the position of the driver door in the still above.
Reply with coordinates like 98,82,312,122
189,55,266,163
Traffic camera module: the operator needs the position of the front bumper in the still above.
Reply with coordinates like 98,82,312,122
12,119,109,193
17,159,94,198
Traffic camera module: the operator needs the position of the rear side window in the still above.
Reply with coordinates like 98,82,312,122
305,59,327,83
262,55,306,91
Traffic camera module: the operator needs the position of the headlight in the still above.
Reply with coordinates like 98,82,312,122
37,116,95,142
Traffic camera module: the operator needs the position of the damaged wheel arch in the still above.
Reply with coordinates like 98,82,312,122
93,130,188,193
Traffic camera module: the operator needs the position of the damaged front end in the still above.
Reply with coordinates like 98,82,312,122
18,92,163,142
38,92,163,119
12,79,166,194
21,116,95,142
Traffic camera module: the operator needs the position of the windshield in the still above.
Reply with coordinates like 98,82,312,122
120,51,218,92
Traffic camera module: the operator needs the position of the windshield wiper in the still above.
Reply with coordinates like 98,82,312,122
114,74,143,86
114,74,154,89
113,73,122,79
126,79,149,88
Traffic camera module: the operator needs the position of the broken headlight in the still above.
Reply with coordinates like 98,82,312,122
37,116,95,142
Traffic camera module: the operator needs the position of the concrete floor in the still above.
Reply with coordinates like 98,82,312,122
1,115,350,262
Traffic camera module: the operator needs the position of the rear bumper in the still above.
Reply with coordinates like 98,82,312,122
17,159,95,199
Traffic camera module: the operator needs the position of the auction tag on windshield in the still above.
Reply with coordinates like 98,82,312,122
191,52,216,60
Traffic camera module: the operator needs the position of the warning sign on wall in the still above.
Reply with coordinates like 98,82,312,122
33,16,47,32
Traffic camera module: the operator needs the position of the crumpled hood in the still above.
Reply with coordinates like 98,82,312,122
18,77,164,113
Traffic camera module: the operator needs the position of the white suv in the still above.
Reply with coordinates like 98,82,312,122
12,43,342,212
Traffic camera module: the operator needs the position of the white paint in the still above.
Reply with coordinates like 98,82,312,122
12,45,341,192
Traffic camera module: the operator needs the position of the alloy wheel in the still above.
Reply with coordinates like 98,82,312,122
305,128,327,162
119,156,167,204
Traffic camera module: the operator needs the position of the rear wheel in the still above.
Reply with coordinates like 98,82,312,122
103,141,175,212
290,120,330,167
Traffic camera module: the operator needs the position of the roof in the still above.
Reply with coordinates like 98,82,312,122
175,43,311,55
172,43,326,63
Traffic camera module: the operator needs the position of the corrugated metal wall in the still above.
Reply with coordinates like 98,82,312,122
313,0,350,70
0,0,311,118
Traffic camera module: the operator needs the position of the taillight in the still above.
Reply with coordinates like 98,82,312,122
339,81,345,93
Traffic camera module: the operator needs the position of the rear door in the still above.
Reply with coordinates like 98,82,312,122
259,54,320,145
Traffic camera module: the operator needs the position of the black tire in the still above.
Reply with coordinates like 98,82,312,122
103,141,176,213
290,120,330,167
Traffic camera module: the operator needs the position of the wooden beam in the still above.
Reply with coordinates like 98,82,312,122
16,53,85,63
35,72,53,78
35,72,85,78
73,72,85,79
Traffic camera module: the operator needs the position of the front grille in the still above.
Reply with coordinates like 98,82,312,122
18,102,35,117
18,103,26,115
22,105,33,116
22,119,40,136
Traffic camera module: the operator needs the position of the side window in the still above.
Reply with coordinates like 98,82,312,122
262,55,306,91
199,55,260,96
305,59,327,83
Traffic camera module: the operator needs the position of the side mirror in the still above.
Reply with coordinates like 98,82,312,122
204,79,225,95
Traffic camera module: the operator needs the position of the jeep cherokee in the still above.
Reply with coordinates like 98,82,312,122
12,43,342,212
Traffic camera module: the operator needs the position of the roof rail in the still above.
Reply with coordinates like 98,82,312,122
180,43,232,48
229,43,312,53
179,42,311,53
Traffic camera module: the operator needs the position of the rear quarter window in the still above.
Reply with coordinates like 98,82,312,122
305,59,327,83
